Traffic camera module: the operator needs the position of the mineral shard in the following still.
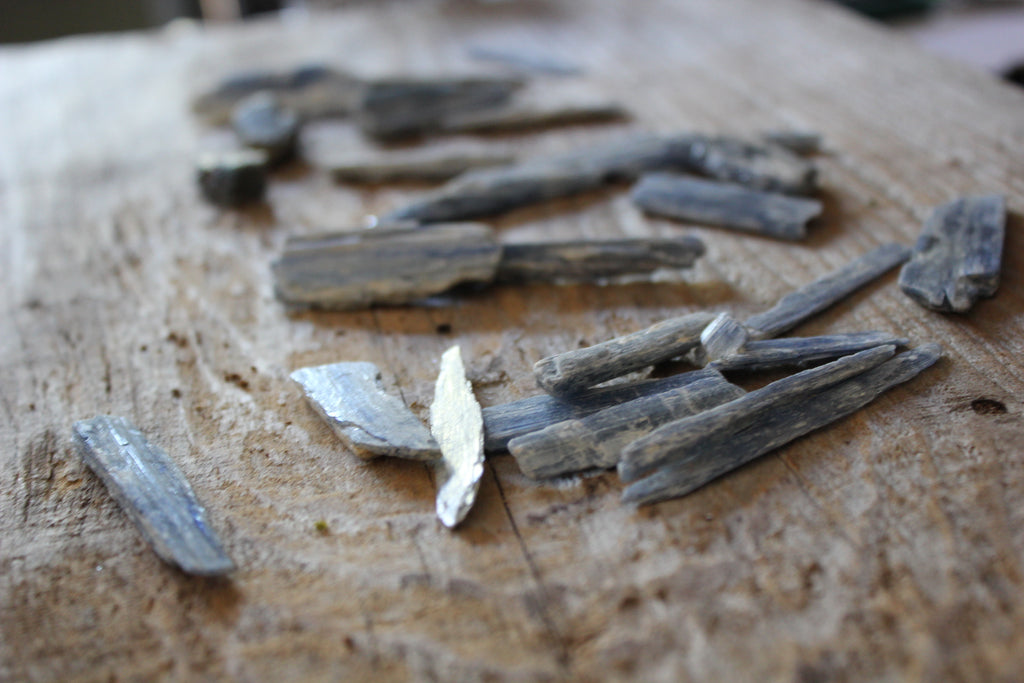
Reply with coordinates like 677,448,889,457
384,162,608,223
631,173,823,241
430,346,486,528
440,99,627,134
689,136,818,195
619,345,898,483
760,130,824,156
482,370,726,452
509,368,745,479
697,312,749,363
192,64,364,124
745,243,912,338
357,76,523,140
621,344,941,506
709,331,908,372
71,416,235,576
272,223,502,310
494,236,705,282
196,149,268,207
533,311,718,396
330,147,516,184
291,362,439,460
231,91,300,165
898,195,1006,313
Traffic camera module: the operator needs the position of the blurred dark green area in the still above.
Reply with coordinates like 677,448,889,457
0,0,283,43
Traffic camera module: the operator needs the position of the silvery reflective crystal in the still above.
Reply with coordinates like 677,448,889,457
72,416,235,576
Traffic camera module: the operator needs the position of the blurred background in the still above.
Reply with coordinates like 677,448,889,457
1,0,1022,86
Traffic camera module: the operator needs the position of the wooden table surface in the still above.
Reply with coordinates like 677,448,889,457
3,0,1023,680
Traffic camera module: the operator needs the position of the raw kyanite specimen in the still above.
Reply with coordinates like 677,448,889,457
273,223,502,310
384,162,608,223
709,331,908,372
196,149,268,206
898,195,1006,313
493,235,704,282
71,416,235,576
385,132,816,224
481,370,730,452
760,130,824,155
690,136,819,195
744,242,911,338
620,344,941,505
192,64,365,125
272,223,704,309
291,361,440,460
532,243,910,395
619,345,898,483
533,311,718,396
231,91,300,165
439,98,627,134
357,76,524,140
430,346,485,528
330,147,517,184
631,174,823,241
465,45,583,76
508,368,745,479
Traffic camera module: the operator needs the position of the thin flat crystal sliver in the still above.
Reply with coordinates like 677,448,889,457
71,416,235,576
291,362,439,460
430,346,485,528
622,344,941,505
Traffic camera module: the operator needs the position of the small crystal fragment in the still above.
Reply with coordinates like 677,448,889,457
330,147,516,184
508,369,744,479
71,416,235,576
898,195,1006,313
631,174,823,241
533,311,718,396
697,312,749,363
689,136,818,195
291,361,439,460
619,345,897,483
430,346,485,528
357,76,524,140
760,130,824,155
621,345,941,505
745,243,911,338
196,149,268,207
481,370,726,452
231,91,300,165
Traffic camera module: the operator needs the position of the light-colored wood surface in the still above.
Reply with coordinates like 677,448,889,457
3,0,1024,680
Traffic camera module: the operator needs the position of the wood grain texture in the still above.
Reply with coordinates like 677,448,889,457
3,0,1024,681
